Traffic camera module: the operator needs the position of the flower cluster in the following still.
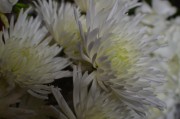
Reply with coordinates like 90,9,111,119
1,0,180,119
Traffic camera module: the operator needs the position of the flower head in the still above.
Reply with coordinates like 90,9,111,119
136,0,176,36
152,17,180,119
35,0,85,60
0,9,71,97
51,65,141,119
76,0,165,116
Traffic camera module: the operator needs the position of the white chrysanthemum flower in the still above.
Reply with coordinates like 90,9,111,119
137,0,176,20
35,0,85,60
75,0,165,116
151,17,180,119
151,0,176,17
0,0,18,13
0,9,71,98
136,0,176,36
51,65,141,119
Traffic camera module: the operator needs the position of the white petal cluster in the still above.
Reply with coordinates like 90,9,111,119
136,0,176,36
75,0,165,117
52,65,141,119
0,0,18,13
35,0,86,60
149,17,180,119
0,0,173,118
0,9,71,97
72,65,139,119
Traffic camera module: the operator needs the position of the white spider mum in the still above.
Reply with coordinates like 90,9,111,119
152,17,180,119
35,0,85,60
136,0,176,36
0,0,18,13
0,9,71,98
51,65,141,119
75,0,165,116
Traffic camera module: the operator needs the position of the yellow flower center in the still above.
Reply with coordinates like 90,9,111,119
96,36,139,78
0,42,39,87
107,45,131,70
21,47,31,58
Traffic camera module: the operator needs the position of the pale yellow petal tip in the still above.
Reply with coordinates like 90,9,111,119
0,13,9,28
